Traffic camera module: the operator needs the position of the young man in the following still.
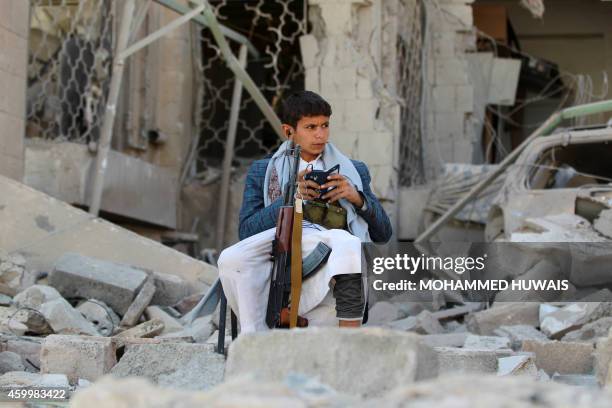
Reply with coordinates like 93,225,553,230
218,91,392,333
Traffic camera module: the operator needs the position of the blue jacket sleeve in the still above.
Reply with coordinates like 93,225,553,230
238,160,283,240
352,160,393,243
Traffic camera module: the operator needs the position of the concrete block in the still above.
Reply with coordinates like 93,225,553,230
431,112,465,139
151,272,194,306
0,69,26,118
497,354,537,377
388,310,445,334
320,66,357,99
0,111,24,160
113,319,165,349
145,306,183,334
318,2,353,35
595,334,612,385
41,335,117,382
39,298,99,336
49,253,149,315
465,303,540,335
304,67,320,93
225,327,438,398
4,336,42,368
368,165,394,200
434,58,470,85
493,325,549,350
111,342,224,391
356,131,393,166
0,154,23,181
421,332,468,348
563,317,612,343
456,85,474,113
463,335,511,351
435,347,512,374
0,371,69,389
121,277,156,327
13,285,62,310
432,86,456,113
541,303,612,339
0,351,24,374
367,301,406,325
173,293,204,315
344,99,379,132
300,34,320,69
522,340,594,375
442,4,473,29
356,75,374,99
0,27,27,78
330,130,358,158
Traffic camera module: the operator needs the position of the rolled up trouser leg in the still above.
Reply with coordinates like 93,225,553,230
333,274,364,320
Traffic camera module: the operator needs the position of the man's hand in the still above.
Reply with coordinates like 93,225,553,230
296,168,321,200
321,174,364,208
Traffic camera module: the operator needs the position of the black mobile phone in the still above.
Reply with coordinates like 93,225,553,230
304,164,340,199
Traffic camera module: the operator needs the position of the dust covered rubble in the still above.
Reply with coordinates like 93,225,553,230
2,250,612,405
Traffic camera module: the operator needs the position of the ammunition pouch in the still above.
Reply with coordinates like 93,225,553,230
303,200,348,230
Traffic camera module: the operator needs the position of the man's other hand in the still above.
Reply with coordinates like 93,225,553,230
297,168,321,200
321,174,364,208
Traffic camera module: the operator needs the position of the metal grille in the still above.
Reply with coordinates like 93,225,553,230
397,0,425,187
190,0,306,173
26,0,114,144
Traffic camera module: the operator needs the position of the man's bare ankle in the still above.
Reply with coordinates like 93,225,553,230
339,319,361,328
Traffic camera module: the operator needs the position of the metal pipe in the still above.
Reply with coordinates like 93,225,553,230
215,44,248,253
129,0,152,44
201,3,284,140
416,98,612,242
89,0,136,216
154,0,259,58
120,3,205,60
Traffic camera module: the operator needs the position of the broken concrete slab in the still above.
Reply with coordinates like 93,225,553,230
151,272,195,307
466,303,540,335
0,351,25,374
463,335,511,351
13,284,61,309
387,310,444,334
12,307,53,335
497,354,537,377
145,306,183,335
173,292,204,315
77,299,120,336
493,325,550,350
435,347,513,374
0,371,69,388
562,316,612,343
1,335,42,368
421,332,468,348
113,319,165,348
110,342,224,391
522,340,594,375
0,175,216,289
594,209,612,239
0,251,26,296
225,327,437,398
49,253,149,316
594,333,612,386
540,302,612,339
121,277,156,327
41,335,117,383
161,315,214,344
39,298,99,336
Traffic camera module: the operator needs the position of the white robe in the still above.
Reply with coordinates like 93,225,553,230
217,225,362,333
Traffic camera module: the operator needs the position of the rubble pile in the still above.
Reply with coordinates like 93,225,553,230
1,249,612,405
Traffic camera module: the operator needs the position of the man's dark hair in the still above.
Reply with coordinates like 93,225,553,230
279,90,332,128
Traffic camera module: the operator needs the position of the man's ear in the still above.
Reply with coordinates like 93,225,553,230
281,124,294,140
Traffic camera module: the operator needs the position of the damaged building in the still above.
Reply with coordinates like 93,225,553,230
1,0,612,405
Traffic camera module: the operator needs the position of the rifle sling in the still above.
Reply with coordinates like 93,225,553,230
289,199,304,328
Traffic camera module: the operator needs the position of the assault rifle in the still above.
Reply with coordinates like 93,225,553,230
265,143,332,328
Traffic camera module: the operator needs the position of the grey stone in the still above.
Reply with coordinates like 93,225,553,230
421,332,468,348
387,310,444,334
12,308,53,335
463,335,510,350
435,347,513,374
1,335,42,368
49,253,148,315
173,292,204,315
562,316,612,343
522,340,594,375
367,301,406,325
594,333,612,385
39,298,99,336
466,303,540,335
13,285,61,310
225,327,437,398
145,306,183,334
497,354,537,377
161,315,214,343
77,299,120,336
0,371,70,388
0,294,12,306
110,342,224,391
0,252,25,296
540,302,612,339
113,319,165,348
120,277,156,327
41,335,117,383
539,304,560,323
0,351,25,374
151,272,195,306
493,325,549,350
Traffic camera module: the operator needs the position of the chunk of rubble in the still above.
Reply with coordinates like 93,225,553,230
113,319,165,349
145,306,183,335
0,371,70,388
421,332,468,348
120,277,156,327
551,373,599,387
594,329,612,386
497,354,537,377
225,327,437,398
540,302,612,339
539,304,560,323
367,301,406,325
110,342,224,391
0,251,27,296
593,208,612,239
151,272,195,306
0,294,12,307
562,316,612,343
0,334,42,368
161,315,214,343
387,310,444,334
463,335,511,351
13,285,62,310
77,299,120,336
49,253,149,315
493,325,549,350
173,292,205,315
435,347,513,374
12,308,53,335
39,298,99,336
522,340,594,375
41,335,117,383
466,303,540,335
0,351,25,374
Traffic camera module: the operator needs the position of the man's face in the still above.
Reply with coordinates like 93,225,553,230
286,115,330,161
